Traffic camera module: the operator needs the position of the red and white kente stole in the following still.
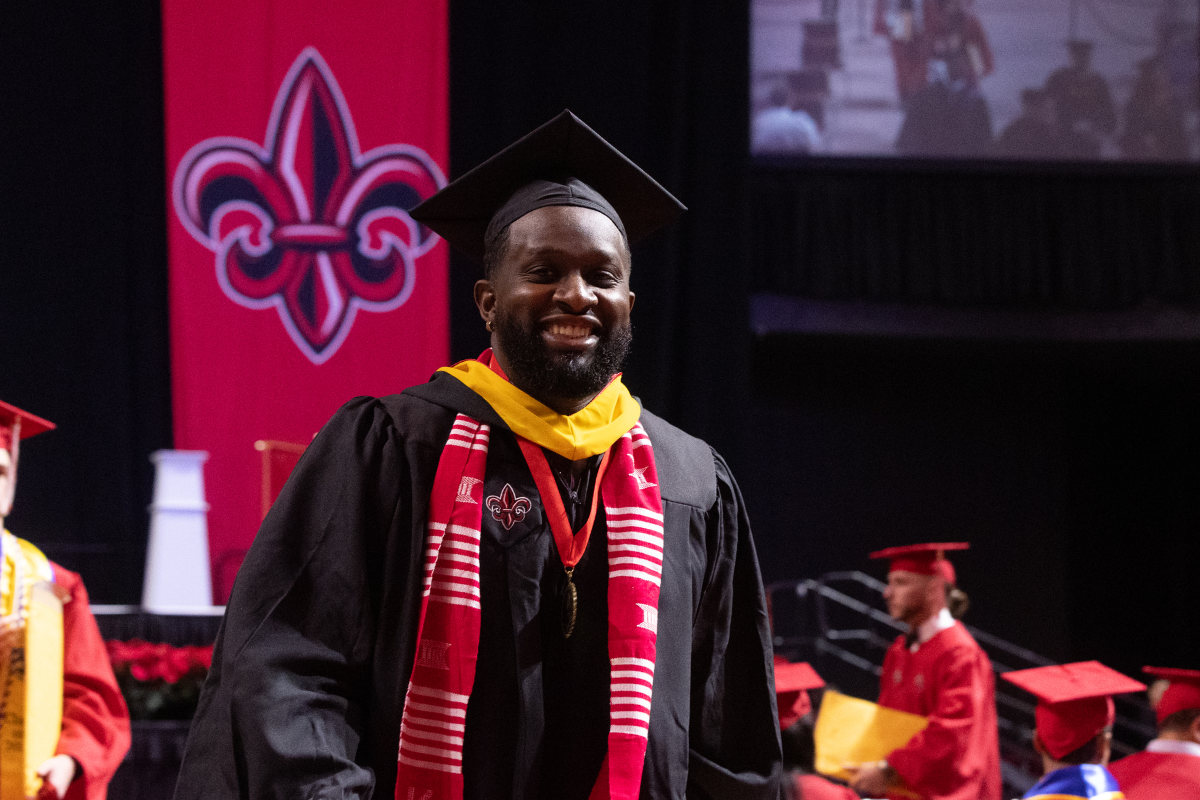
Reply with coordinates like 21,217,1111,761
590,421,664,800
396,415,488,798
395,417,663,800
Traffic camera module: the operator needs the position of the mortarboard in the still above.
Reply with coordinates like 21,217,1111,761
1001,661,1146,760
869,542,968,583
774,657,825,729
409,110,686,263
1143,666,1200,724
0,400,56,452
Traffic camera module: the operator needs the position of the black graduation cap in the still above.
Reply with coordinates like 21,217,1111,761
409,110,686,263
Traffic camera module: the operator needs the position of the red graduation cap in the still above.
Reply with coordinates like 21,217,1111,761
0,400,56,452
773,657,825,730
1001,661,1146,760
869,542,968,584
1143,666,1200,724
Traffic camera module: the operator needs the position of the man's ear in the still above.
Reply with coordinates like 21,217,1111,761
1189,715,1200,745
1031,732,1047,757
926,574,945,607
474,279,496,327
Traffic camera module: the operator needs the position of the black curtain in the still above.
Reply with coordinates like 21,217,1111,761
0,0,171,603
742,335,1200,674
750,162,1200,309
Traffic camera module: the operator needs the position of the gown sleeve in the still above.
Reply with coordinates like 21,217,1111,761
173,397,408,800
885,643,989,797
965,16,994,76
686,451,784,799
50,565,132,800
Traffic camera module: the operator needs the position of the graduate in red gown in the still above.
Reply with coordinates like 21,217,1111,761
1108,667,1200,799
0,401,131,800
872,0,930,104
1001,661,1144,799
43,564,132,800
849,543,1001,800
774,659,860,800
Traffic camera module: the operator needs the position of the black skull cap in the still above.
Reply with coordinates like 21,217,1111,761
409,110,686,263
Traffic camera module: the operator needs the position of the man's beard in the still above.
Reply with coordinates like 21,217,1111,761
494,310,632,403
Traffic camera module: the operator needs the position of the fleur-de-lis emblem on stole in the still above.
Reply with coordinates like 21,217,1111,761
172,47,446,363
486,483,532,531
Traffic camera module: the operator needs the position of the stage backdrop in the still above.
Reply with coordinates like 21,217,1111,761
163,0,448,601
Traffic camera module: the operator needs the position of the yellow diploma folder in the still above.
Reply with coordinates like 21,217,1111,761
0,581,64,800
813,689,928,783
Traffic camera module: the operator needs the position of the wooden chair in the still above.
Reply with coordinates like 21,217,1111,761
253,440,307,521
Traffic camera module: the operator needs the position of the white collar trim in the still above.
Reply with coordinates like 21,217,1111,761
910,607,955,651
1146,739,1200,758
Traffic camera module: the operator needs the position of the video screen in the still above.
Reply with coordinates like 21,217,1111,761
751,0,1200,161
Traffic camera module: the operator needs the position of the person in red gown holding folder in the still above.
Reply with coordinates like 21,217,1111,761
0,401,130,800
1108,666,1200,799
849,542,1001,800
775,659,860,800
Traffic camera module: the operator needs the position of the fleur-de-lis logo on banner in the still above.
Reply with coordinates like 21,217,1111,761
172,47,446,363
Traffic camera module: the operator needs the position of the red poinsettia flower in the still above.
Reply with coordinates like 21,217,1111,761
106,639,215,684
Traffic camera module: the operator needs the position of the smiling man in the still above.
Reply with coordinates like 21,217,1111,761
175,111,781,800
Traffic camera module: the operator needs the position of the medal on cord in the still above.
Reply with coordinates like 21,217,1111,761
517,438,611,638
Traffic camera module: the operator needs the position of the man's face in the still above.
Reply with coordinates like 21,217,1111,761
0,448,14,519
883,570,938,626
475,205,635,409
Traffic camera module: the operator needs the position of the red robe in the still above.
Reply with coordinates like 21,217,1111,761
872,0,929,102
877,623,1001,800
1108,749,1200,800
794,773,860,800
51,564,131,800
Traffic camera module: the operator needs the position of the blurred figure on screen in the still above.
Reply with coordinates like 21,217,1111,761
873,0,930,105
753,83,823,155
894,0,993,159
896,59,992,158
1121,55,1189,161
926,0,993,89
1045,40,1116,159
996,88,1066,160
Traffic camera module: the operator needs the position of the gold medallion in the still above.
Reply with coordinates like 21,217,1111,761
560,568,578,639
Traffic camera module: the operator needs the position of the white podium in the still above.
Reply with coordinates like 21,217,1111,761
142,450,215,613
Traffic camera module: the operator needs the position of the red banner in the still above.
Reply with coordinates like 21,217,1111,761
163,1,448,601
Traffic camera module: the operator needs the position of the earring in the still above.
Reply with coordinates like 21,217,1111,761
486,320,494,332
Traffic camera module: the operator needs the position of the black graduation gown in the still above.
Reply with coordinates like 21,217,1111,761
174,372,782,800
